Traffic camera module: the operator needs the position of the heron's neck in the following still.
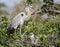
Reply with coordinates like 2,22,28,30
26,10,31,16
25,10,31,21
24,7,32,21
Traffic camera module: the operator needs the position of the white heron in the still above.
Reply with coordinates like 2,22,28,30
7,5,33,39
28,33,37,47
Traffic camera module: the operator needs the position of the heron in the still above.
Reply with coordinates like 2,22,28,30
28,33,37,47
7,5,33,39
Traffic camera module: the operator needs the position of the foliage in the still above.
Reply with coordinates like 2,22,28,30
0,16,9,47
0,3,6,8
0,16,60,47
0,3,8,15
0,0,60,47
26,0,32,4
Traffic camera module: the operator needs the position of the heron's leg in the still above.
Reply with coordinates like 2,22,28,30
20,27,24,41
14,29,17,47
20,27,23,42
15,29,16,36
20,27,21,38
19,27,24,47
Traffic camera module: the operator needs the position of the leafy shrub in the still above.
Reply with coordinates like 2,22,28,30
0,16,60,47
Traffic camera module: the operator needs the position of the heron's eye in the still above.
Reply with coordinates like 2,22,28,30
21,14,24,16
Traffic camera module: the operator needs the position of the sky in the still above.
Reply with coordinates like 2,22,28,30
0,0,22,14
0,0,60,7
0,0,60,14
54,0,60,4
0,0,22,7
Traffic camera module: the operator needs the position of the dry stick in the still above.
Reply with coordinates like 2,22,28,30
32,9,60,15
31,10,41,15
49,9,60,13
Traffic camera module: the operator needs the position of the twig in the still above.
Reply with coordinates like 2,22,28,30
32,9,60,15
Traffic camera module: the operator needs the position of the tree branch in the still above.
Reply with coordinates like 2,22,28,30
32,9,60,15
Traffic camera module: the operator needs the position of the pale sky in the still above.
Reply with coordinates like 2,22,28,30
0,0,22,7
0,0,22,14
54,0,60,4
0,0,60,7
0,0,60,14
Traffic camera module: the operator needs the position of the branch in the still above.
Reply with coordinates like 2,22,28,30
49,9,60,13
31,10,41,15
32,9,60,15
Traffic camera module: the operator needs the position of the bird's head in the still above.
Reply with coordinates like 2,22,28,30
18,12,26,20
29,32,34,36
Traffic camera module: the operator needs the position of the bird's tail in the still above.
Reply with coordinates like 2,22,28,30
7,24,14,31
7,26,12,31
7,25,15,35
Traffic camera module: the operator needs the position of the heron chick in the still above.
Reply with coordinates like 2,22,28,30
28,33,37,46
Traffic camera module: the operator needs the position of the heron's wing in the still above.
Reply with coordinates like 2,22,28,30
11,14,24,29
